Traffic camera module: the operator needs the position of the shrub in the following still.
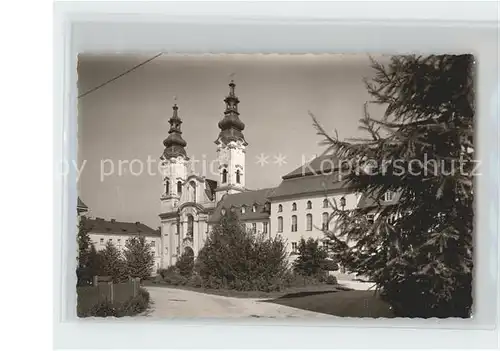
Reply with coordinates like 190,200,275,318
159,267,188,286
118,288,150,316
293,238,328,276
187,273,203,288
175,249,194,277
195,211,289,291
79,287,150,317
325,275,338,285
87,299,117,317
320,259,339,272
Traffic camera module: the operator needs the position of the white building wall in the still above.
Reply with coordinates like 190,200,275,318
270,192,358,258
242,220,270,237
215,140,246,202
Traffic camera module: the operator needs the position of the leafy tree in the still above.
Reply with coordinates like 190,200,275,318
293,238,328,276
196,211,288,291
313,54,474,317
175,247,195,277
98,241,126,283
77,216,100,286
123,236,155,281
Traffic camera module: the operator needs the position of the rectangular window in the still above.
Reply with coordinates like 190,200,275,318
252,223,257,234
277,217,283,233
100,238,104,245
263,222,268,234
291,242,298,253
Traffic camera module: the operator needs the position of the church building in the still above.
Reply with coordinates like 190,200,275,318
158,80,366,272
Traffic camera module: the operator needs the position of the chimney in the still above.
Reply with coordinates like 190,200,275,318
135,221,140,225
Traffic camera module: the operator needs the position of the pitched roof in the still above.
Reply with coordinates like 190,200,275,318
269,172,352,199
269,154,353,199
83,217,160,237
208,188,274,223
282,154,343,180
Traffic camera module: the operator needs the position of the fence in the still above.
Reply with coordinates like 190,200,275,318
76,277,144,316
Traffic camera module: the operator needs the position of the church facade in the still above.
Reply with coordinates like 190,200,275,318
158,80,369,272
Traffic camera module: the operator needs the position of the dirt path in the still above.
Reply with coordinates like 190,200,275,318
141,286,336,318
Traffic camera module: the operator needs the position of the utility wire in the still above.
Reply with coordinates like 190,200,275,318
78,53,163,98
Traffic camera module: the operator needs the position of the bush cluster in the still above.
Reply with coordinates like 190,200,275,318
194,212,289,291
79,287,150,318
153,213,343,292
77,217,156,286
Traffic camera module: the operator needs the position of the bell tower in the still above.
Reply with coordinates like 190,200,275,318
214,80,247,202
160,103,189,213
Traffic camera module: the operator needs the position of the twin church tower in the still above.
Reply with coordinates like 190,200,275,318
158,80,248,266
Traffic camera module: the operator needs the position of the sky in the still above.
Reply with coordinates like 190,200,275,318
78,54,389,228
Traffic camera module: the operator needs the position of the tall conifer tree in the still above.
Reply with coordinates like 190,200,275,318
314,55,474,317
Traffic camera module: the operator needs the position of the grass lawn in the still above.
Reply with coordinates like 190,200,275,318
77,282,135,315
266,289,394,318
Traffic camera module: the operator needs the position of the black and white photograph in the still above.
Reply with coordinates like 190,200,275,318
76,53,475,319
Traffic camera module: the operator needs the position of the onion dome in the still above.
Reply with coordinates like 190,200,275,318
216,80,247,145
162,104,188,159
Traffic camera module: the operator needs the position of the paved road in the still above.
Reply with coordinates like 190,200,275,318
142,286,336,318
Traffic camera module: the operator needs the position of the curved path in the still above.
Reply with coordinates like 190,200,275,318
142,286,335,318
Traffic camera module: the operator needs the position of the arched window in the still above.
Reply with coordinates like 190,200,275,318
177,181,182,195
291,215,297,232
236,170,241,184
222,169,228,183
323,198,329,208
277,216,283,233
252,204,257,212
306,214,313,231
165,179,170,194
221,208,226,216
306,200,312,209
187,214,194,237
241,205,246,214
292,202,297,211
278,204,283,212
189,181,196,202
322,212,329,231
